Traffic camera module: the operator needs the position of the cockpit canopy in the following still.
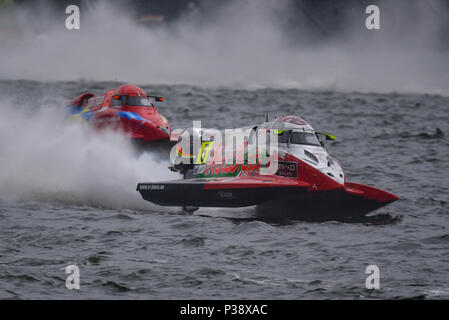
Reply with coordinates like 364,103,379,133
259,115,325,147
110,83,155,108
262,115,313,131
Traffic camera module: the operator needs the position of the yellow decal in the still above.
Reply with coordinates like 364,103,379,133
195,141,215,164
160,114,168,123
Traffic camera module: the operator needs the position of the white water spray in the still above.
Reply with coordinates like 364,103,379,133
0,99,177,210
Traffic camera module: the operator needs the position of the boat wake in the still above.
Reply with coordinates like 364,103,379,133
0,99,177,210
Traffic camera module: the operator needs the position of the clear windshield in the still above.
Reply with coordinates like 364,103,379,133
290,132,321,146
127,96,152,106
111,96,126,107
276,131,321,146
277,131,290,143
111,96,153,107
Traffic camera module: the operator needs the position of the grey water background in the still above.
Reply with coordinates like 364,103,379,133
0,80,448,299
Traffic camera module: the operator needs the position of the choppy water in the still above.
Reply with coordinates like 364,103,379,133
0,80,448,299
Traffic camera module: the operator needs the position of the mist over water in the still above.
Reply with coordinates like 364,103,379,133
0,0,448,94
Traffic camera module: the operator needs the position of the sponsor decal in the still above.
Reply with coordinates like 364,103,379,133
117,111,145,121
193,164,206,176
218,191,233,199
140,184,165,190
276,161,298,178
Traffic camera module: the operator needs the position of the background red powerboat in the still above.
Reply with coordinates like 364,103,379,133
68,84,171,143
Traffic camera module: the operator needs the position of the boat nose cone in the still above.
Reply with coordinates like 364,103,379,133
345,182,399,204
159,125,170,137
139,120,170,140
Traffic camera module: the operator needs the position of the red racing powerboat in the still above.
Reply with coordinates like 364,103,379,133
136,115,399,220
68,84,171,143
